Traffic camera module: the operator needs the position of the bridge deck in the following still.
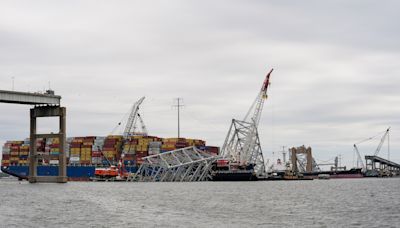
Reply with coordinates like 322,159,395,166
365,155,400,168
0,90,61,105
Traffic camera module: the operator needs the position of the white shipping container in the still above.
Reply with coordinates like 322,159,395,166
149,142,162,148
148,148,160,155
123,150,136,155
49,160,59,165
92,145,103,151
69,156,80,162
91,157,101,164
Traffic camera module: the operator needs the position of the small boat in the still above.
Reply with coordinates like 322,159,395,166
318,174,330,180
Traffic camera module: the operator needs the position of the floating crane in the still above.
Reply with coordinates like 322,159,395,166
129,69,274,182
94,97,148,181
353,144,365,171
353,127,390,171
218,69,273,178
374,127,390,157
123,96,148,137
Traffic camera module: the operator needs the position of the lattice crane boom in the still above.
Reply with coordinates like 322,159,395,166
374,127,390,156
220,68,273,176
137,113,148,136
243,68,273,127
123,96,146,138
353,144,365,170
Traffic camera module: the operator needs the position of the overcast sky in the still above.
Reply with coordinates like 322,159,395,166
1,0,399,168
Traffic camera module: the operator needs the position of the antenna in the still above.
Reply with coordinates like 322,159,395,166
48,81,51,90
388,129,390,161
172,98,184,138
12,76,15,91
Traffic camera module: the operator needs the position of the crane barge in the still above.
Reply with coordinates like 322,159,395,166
93,97,147,181
211,69,273,181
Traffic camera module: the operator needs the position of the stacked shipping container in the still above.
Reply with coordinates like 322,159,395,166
69,137,83,164
102,135,123,164
91,137,105,165
1,135,219,168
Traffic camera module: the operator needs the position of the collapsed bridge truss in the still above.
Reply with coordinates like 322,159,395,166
128,146,220,182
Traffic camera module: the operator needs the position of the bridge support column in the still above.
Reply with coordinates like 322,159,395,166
28,106,67,183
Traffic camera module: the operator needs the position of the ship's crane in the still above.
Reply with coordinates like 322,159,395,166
220,69,273,176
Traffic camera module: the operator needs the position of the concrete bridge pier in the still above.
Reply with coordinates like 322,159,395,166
29,106,67,183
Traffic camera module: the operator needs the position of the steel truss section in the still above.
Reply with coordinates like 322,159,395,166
220,119,266,176
296,154,320,172
128,146,220,182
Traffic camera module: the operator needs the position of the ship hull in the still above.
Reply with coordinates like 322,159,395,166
3,165,138,181
302,168,364,179
211,171,258,181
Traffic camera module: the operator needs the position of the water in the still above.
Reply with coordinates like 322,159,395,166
0,178,399,228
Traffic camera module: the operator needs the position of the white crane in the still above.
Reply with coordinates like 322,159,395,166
374,127,390,157
123,97,148,138
353,127,390,171
353,144,365,170
220,69,273,176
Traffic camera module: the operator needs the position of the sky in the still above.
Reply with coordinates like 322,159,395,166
0,0,399,168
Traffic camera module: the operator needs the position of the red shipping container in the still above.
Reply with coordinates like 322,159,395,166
207,146,219,154
51,144,60,148
70,142,81,148
124,154,135,160
135,153,148,159
92,152,102,157
84,136,96,140
128,139,138,144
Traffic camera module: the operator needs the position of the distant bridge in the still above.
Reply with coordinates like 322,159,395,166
365,155,400,177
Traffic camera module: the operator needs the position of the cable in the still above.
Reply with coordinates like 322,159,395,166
354,129,389,145
108,108,131,136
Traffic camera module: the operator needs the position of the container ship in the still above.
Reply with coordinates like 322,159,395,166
1,135,219,181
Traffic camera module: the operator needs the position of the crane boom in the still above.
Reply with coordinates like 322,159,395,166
374,127,390,156
352,127,390,170
353,144,365,170
220,68,273,176
123,97,146,138
137,113,148,136
243,68,273,127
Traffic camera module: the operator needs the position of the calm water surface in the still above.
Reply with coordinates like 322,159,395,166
0,178,399,228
